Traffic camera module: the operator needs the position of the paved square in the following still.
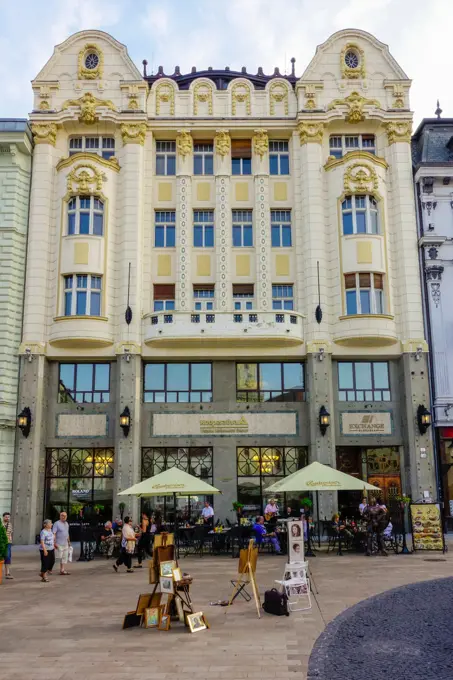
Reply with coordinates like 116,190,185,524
0,545,452,680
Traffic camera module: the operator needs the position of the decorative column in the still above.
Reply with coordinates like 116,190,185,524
252,129,272,309
175,130,193,311
13,123,56,543
214,130,232,311
424,265,450,402
113,122,147,521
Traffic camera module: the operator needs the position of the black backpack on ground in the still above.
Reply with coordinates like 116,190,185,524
262,588,290,616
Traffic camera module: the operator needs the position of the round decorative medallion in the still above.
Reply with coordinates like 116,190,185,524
344,50,359,69
84,53,99,70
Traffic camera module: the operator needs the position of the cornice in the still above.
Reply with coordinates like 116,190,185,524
56,152,120,172
324,150,388,171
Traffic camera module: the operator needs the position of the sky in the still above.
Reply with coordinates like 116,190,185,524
0,0,450,126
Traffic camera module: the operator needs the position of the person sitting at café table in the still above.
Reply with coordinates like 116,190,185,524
264,498,279,519
201,501,214,525
359,497,368,515
252,516,282,553
332,513,354,540
100,520,116,558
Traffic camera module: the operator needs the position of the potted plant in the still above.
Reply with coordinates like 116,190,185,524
300,496,313,511
232,501,244,524
0,520,8,585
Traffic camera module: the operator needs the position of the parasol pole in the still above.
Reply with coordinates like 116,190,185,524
317,490,321,548
173,491,179,559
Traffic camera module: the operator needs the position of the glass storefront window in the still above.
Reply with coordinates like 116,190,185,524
58,363,111,403
237,446,308,515
237,362,305,402
144,363,212,403
338,361,390,401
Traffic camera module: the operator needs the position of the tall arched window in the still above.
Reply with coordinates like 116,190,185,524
67,196,104,236
342,195,378,235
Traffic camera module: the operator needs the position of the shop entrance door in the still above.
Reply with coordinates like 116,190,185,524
367,475,401,505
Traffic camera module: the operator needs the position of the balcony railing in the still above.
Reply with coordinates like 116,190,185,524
144,310,304,346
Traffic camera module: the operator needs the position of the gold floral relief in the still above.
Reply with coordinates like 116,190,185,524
31,123,57,146
62,92,116,125
343,162,379,194
214,130,231,157
269,82,289,115
298,122,324,144
328,91,381,124
66,163,105,194
193,82,213,115
155,82,175,115
120,123,147,145
385,121,412,144
176,129,193,158
340,43,366,80
252,129,268,158
232,83,251,115
77,43,103,81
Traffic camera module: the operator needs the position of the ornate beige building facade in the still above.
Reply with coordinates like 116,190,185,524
13,29,436,541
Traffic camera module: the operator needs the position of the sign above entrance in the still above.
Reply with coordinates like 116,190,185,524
341,412,392,436
56,414,108,438
152,412,297,437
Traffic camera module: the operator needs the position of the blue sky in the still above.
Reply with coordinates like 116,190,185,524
0,0,450,125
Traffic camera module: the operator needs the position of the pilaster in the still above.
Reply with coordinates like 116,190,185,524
215,175,232,311
176,130,193,311
252,130,272,309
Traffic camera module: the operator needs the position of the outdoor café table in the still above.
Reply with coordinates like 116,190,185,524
209,528,231,555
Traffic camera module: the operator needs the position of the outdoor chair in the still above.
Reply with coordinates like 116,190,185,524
326,525,338,552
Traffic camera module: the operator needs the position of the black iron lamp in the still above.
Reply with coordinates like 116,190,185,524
417,404,432,435
17,407,32,438
119,406,131,437
319,405,330,436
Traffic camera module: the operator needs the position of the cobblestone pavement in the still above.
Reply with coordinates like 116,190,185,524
0,545,452,680
308,576,453,680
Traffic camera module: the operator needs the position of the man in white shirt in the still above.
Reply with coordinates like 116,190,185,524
359,497,368,515
201,501,214,525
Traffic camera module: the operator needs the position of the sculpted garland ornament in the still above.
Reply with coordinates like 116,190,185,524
77,44,103,81
343,163,379,194
62,92,116,125
155,82,175,115
176,130,193,158
328,91,381,123
66,164,105,194
385,121,412,144
298,122,324,144
31,123,57,146
252,129,268,158
120,123,147,145
214,130,231,157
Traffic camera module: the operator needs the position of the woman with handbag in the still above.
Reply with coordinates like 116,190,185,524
113,516,136,573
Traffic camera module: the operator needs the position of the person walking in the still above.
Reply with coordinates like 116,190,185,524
135,512,151,568
39,519,55,582
53,511,71,575
2,512,13,580
113,516,136,573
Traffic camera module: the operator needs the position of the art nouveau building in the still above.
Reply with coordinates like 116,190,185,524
0,120,32,516
13,28,436,541
413,114,453,526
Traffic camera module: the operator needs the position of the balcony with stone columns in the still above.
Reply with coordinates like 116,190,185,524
144,310,305,348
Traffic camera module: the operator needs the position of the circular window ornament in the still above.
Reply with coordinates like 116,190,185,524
344,50,359,69
85,53,99,70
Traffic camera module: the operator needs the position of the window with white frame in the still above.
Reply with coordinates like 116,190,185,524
272,285,294,310
156,141,176,176
232,210,253,247
69,136,115,160
155,211,176,247
345,273,384,315
153,284,175,312
233,284,254,310
64,275,102,317
194,210,214,247
193,285,214,310
329,134,375,158
342,195,378,235
194,143,214,175
67,196,104,236
269,140,290,175
271,210,292,247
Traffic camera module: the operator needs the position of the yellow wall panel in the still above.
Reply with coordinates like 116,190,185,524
274,182,287,201
158,182,172,202
235,182,248,201
157,254,172,276
196,182,210,201
197,254,211,276
236,254,250,276
74,242,89,265
356,241,372,264
275,254,289,276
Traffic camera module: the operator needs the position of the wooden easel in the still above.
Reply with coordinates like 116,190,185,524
228,539,261,618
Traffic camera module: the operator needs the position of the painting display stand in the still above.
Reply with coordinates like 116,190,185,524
275,562,311,612
228,540,261,618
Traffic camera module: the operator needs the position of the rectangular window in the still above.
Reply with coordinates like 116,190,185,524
272,284,294,310
236,362,305,402
232,209,253,247
345,273,385,315
64,274,102,317
231,139,252,175
156,141,176,176
155,211,176,247
329,134,375,158
67,196,104,237
193,284,214,311
269,140,290,175
271,210,292,247
144,363,212,402
59,363,110,403
338,361,390,401
342,195,378,235
193,210,214,247
193,142,214,175
69,136,115,160
153,284,175,312
233,284,254,310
